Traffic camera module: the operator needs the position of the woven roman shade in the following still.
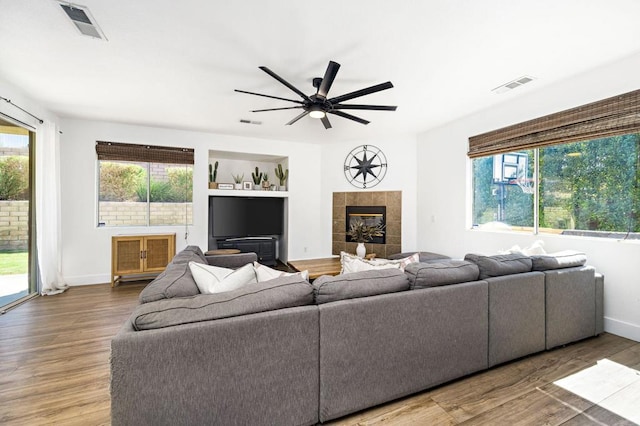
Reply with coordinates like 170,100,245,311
96,141,194,164
468,88,640,158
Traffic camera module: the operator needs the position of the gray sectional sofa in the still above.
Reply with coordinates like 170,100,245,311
110,247,604,425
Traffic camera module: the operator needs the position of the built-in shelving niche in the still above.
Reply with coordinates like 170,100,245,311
208,150,289,193
207,150,289,263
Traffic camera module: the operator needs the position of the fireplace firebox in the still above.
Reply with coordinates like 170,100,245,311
345,206,386,244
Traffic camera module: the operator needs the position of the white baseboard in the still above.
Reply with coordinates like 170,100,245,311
604,317,640,343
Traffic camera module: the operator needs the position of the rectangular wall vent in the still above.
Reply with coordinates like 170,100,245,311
57,1,107,40
492,75,535,94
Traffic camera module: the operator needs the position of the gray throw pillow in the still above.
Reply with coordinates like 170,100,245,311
464,253,532,279
132,275,314,330
313,268,409,304
404,260,480,289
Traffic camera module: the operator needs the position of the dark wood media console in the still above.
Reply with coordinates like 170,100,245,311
216,237,277,266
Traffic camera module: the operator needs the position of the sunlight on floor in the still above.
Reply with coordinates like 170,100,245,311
554,359,640,424
0,273,28,297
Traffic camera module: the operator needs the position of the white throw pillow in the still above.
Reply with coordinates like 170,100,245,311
340,252,401,274
498,245,523,255
498,240,546,256
522,240,546,255
253,261,309,282
340,252,420,274
371,252,420,270
188,261,257,294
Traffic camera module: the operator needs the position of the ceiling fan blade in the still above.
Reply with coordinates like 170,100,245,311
328,110,370,125
317,61,340,99
259,66,311,101
251,106,303,113
286,111,310,125
328,81,394,104
321,115,332,129
234,89,304,104
333,104,397,111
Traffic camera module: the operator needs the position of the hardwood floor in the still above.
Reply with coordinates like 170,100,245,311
1,284,639,425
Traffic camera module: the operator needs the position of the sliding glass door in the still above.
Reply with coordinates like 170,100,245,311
0,117,35,308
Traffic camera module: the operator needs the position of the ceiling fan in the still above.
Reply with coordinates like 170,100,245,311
235,61,397,129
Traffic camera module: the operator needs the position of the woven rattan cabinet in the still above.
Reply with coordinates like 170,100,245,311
111,234,176,287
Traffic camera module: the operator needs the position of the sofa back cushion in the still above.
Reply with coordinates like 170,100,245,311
138,247,205,304
131,275,314,330
464,253,532,279
313,269,409,304
404,260,480,289
530,250,587,271
170,245,207,264
205,252,258,269
387,251,451,263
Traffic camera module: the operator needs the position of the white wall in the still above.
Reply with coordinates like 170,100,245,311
416,52,640,342
320,135,419,254
59,118,323,285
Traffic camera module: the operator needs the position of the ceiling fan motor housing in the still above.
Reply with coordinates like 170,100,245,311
235,61,397,129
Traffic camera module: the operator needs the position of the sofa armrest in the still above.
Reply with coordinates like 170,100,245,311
111,306,319,426
205,252,257,269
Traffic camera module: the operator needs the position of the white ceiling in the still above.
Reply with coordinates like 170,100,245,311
2,0,640,143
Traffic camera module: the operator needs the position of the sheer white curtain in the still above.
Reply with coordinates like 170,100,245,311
36,120,67,295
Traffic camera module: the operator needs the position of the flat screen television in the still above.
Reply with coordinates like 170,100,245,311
209,196,284,239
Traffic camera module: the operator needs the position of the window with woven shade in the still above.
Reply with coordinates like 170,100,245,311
469,89,640,238
96,141,194,227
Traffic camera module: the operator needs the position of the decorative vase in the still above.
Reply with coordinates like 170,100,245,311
208,182,218,189
356,242,366,258
234,183,242,190
279,185,287,191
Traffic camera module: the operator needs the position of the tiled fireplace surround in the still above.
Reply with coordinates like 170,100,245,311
332,191,402,259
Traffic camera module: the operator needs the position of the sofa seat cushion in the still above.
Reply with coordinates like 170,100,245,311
404,260,480,289
387,251,451,263
464,253,532,279
138,249,205,304
313,269,409,304
531,250,587,271
131,275,314,330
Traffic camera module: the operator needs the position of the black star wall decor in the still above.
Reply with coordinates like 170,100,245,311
344,145,387,188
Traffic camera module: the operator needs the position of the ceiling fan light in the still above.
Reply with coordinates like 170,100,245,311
309,109,326,119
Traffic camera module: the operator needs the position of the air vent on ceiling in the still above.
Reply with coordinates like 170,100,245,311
492,76,535,94
239,119,262,125
57,1,107,40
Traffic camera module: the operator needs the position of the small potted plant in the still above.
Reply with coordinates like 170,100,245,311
232,173,244,190
262,173,270,190
275,163,288,191
209,161,218,189
347,220,385,258
251,166,263,190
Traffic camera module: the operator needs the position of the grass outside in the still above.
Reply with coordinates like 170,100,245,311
0,251,28,275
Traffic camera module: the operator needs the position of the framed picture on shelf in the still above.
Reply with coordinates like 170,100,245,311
242,181,252,190
218,183,234,190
